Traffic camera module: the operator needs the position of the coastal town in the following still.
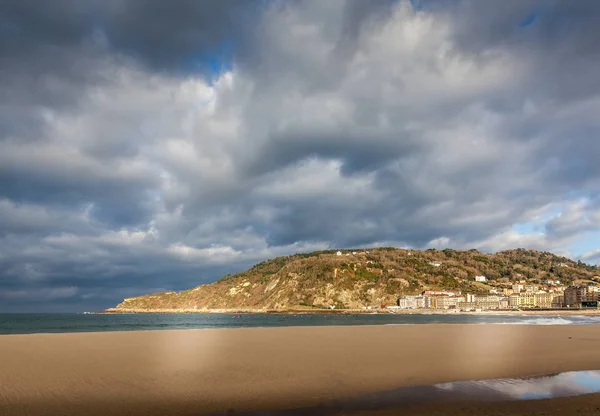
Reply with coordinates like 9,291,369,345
393,281,600,311
107,248,600,314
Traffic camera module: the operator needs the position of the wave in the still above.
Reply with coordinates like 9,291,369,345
497,316,600,325
507,317,577,325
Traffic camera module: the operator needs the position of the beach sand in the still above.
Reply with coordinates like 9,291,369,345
1,324,600,415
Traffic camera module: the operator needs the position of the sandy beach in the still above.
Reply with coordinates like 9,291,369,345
2,324,600,415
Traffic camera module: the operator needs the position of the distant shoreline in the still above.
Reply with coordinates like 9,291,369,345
100,307,600,315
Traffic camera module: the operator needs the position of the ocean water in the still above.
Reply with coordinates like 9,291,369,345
2,313,600,335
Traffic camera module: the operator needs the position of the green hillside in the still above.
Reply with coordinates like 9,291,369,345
108,248,599,312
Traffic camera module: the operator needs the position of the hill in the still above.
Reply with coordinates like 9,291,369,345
107,248,600,312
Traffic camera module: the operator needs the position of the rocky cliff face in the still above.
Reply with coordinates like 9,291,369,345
108,248,599,312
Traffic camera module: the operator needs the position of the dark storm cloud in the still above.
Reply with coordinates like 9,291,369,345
0,0,265,229
446,0,600,104
1,1,105,112
0,147,160,228
0,0,260,72
1,0,600,311
0,0,263,141
246,129,421,177
446,0,600,52
100,0,258,72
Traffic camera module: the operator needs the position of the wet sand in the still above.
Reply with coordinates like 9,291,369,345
329,395,600,416
1,324,600,415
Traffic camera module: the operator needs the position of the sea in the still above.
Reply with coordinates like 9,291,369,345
2,313,600,335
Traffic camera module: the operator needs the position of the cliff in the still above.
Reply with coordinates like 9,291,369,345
108,248,599,312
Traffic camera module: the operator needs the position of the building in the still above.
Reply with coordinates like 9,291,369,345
512,284,523,294
586,285,599,302
477,299,500,309
509,294,520,308
519,293,536,308
552,295,564,308
535,293,560,308
480,295,501,302
564,286,587,307
397,295,426,309
397,297,409,309
475,275,487,283
423,290,461,297
562,285,599,306
469,295,501,309
458,301,478,310
524,285,538,293
503,288,514,295
435,296,465,309
455,294,508,310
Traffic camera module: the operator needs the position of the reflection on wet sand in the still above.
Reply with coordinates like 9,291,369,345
223,370,600,415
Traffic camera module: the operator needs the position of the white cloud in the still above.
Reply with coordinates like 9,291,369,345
580,249,600,266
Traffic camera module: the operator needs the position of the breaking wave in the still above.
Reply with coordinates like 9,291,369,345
505,317,577,325
496,316,600,325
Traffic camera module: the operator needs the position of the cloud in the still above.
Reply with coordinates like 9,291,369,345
545,198,600,239
1,0,599,311
580,249,600,266
0,286,78,302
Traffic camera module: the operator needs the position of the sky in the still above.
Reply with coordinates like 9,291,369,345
1,0,599,312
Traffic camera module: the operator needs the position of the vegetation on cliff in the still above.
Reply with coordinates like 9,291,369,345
111,248,599,311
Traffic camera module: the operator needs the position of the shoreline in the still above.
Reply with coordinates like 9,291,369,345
6,312,600,338
2,325,600,415
101,307,600,315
